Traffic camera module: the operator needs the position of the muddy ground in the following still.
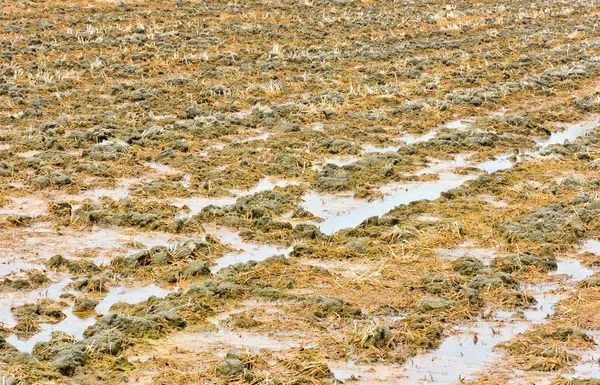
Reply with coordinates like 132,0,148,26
1,0,600,384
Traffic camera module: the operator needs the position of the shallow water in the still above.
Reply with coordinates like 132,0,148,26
540,118,599,147
444,119,472,130
397,259,596,384
0,259,45,277
242,177,300,195
4,283,176,353
305,118,599,236
144,162,181,175
0,197,48,216
171,303,313,355
0,276,72,328
301,172,474,235
356,118,472,157
581,238,600,255
399,130,437,144
416,154,470,175
209,143,225,151
25,227,125,256
360,130,438,154
474,117,599,174
401,321,530,384
568,351,600,379
2,118,598,361
95,284,174,314
206,225,293,272
361,143,403,154
174,177,300,216
475,153,514,174
550,259,595,282
6,308,97,353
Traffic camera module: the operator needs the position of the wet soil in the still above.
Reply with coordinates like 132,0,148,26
1,0,600,384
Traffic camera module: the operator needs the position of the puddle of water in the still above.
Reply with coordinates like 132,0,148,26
416,154,470,175
6,308,96,353
95,284,174,314
174,177,300,217
198,144,226,156
399,259,595,384
241,178,300,195
26,227,124,249
0,259,45,277
399,130,437,145
0,276,72,327
82,178,138,200
475,117,599,174
400,293,560,384
21,225,179,266
0,197,48,216
182,302,311,353
475,153,514,174
521,291,563,323
568,351,600,379
362,130,436,153
361,144,402,154
138,163,191,189
301,172,474,235
402,321,531,384
207,225,292,272
550,259,595,282
4,282,176,353
581,239,600,255
444,119,472,130
361,130,438,154
540,118,599,147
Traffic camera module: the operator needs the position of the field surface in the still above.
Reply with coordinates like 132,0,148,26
1,0,600,384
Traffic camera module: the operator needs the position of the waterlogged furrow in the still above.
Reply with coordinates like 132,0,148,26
4,284,176,353
2,117,597,355
301,172,474,235
326,260,596,384
305,117,599,235
399,260,596,384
